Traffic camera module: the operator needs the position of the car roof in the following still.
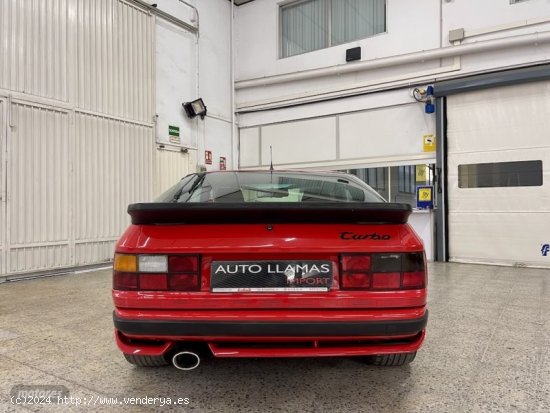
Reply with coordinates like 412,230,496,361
199,170,352,177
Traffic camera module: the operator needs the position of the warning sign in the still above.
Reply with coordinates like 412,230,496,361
416,165,427,183
205,150,212,165
423,134,436,152
416,186,434,209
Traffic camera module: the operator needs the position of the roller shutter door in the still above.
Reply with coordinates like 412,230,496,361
446,80,550,267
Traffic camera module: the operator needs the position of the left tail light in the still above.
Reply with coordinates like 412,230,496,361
113,254,200,291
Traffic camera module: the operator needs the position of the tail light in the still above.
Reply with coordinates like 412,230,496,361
340,252,425,290
113,254,200,291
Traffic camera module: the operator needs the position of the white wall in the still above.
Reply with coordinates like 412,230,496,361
149,0,234,181
442,0,550,41
239,101,436,170
234,0,550,109
198,0,234,171
234,0,550,173
156,18,198,149
443,0,550,74
235,0,441,80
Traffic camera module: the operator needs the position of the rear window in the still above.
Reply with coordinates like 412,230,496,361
156,172,385,203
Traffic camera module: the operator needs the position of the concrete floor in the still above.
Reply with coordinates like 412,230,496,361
0,262,549,413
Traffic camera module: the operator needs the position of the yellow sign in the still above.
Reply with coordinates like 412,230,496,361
418,187,432,201
423,134,436,152
416,165,427,182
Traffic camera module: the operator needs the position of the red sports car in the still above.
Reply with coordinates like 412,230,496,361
113,171,427,370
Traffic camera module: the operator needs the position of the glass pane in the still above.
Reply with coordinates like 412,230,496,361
281,0,328,58
156,171,385,203
344,167,389,201
391,166,414,204
458,160,543,188
331,0,386,46
343,164,435,207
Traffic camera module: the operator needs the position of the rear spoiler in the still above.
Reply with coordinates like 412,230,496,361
128,202,412,225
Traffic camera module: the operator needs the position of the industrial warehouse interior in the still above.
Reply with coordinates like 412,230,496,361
1,0,549,412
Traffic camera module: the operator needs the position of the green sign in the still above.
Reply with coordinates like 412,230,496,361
168,125,180,136
169,125,180,144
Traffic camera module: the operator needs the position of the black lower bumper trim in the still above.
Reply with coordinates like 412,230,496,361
113,311,428,337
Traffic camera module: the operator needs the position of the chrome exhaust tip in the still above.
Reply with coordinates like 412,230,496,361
172,351,200,371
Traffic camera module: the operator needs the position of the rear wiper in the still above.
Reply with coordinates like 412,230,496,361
172,175,205,202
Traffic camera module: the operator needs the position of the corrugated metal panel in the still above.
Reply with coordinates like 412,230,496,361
0,99,5,277
74,241,116,267
8,102,71,273
1,0,157,276
154,148,195,197
75,0,154,123
74,112,153,265
0,0,68,101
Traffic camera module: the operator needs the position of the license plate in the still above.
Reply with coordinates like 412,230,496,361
210,260,333,292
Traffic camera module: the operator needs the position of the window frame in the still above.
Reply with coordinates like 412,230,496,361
278,0,387,59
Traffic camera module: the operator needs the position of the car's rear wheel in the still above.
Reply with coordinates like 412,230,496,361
367,352,417,366
123,354,169,367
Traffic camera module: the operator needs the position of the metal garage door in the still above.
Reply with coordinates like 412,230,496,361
446,80,550,267
0,99,4,276
0,0,155,279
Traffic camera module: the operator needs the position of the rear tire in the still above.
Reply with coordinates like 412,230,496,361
367,352,417,366
123,354,169,367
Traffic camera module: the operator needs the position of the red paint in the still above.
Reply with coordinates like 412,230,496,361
113,219,427,360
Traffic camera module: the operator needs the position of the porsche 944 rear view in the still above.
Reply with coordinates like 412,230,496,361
112,171,428,370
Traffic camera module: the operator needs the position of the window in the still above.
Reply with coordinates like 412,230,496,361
398,165,415,194
156,171,385,203
343,164,435,207
366,167,386,191
458,160,543,188
280,0,386,58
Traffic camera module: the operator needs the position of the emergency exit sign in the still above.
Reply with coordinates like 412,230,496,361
168,125,180,144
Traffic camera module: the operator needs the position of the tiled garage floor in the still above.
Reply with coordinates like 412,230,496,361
0,263,549,412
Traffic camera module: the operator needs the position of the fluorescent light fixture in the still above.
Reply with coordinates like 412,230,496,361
182,98,207,119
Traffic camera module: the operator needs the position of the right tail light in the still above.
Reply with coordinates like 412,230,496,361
340,252,426,290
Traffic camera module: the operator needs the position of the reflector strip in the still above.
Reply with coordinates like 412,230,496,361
212,287,329,293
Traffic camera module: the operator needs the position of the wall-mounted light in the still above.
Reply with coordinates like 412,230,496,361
182,98,207,119
412,86,435,114
424,86,435,114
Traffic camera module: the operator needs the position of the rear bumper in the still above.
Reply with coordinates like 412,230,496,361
114,311,428,337
114,310,428,358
